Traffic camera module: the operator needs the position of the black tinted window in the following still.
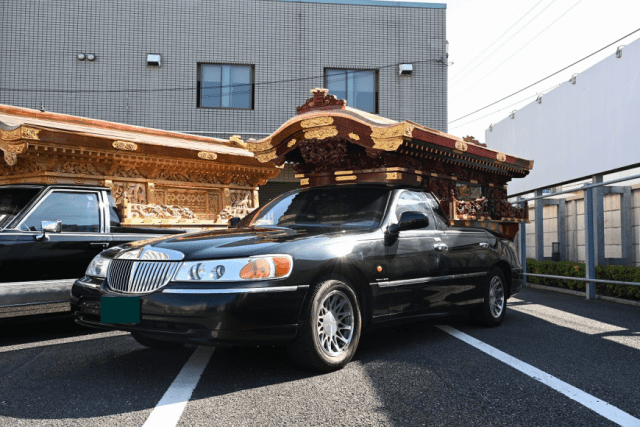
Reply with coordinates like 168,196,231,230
0,188,40,228
20,191,100,232
248,187,389,229
394,191,436,230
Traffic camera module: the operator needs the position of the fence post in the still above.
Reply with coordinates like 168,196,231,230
520,199,527,287
584,185,596,299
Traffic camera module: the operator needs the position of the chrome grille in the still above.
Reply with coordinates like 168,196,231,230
107,260,180,294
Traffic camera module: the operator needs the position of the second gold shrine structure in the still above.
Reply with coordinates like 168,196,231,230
0,89,532,238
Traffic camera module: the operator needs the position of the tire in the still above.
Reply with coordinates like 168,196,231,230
471,268,507,327
130,332,185,350
287,279,362,372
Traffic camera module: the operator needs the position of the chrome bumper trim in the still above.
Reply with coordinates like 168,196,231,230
75,279,101,289
162,286,299,294
373,272,488,288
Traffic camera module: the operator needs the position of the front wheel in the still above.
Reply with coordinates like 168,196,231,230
287,279,362,372
471,268,507,327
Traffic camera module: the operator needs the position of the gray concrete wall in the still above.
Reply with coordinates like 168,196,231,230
0,0,448,138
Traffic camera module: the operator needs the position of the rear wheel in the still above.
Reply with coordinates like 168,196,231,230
471,268,507,327
287,279,361,372
130,332,185,350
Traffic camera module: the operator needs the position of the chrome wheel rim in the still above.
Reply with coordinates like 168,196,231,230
489,276,505,318
317,290,354,357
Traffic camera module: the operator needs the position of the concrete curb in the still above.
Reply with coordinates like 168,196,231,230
526,283,640,308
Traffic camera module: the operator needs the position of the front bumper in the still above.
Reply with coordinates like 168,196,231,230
71,277,309,346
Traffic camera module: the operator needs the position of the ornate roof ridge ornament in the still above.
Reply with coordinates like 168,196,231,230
296,88,346,115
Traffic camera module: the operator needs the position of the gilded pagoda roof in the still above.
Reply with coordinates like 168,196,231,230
247,88,533,178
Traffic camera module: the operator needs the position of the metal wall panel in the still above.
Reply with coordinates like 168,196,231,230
485,38,640,195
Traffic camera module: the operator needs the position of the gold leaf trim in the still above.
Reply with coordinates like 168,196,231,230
454,141,468,152
197,151,218,161
371,137,404,151
335,175,357,181
303,126,338,140
334,170,354,175
21,128,40,140
348,133,360,141
112,141,138,151
386,172,402,180
496,152,507,162
300,178,310,186
287,139,297,148
300,117,334,128
256,151,278,163
0,128,21,141
371,124,405,139
247,139,273,152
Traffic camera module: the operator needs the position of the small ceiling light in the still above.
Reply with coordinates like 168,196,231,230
87,54,95,61
616,45,625,58
569,73,578,85
399,64,413,75
536,95,542,104
147,54,161,67
77,53,85,61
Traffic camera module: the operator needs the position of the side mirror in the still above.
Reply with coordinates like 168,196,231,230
36,220,62,241
228,217,242,228
387,211,429,237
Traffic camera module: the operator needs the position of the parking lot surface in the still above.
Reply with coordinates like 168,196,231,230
1,287,639,426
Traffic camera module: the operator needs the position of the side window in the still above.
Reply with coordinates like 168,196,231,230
107,193,121,228
424,193,449,229
393,191,436,230
20,192,100,232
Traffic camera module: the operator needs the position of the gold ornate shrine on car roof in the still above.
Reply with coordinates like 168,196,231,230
247,88,533,240
0,104,279,228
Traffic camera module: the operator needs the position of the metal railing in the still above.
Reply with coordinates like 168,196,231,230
514,173,640,299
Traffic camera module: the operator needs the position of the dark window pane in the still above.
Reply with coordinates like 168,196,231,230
352,70,375,113
0,188,40,228
21,192,100,232
201,65,221,108
230,65,251,108
326,69,347,103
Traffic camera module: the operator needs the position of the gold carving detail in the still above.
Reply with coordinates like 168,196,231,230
287,139,297,148
496,152,507,162
256,150,278,163
300,178,309,186
371,138,404,151
348,133,360,141
303,126,338,140
371,124,405,139
217,190,254,221
335,175,356,181
335,170,354,175
129,202,198,220
21,128,40,140
300,117,334,128
198,151,218,161
386,172,402,180
0,128,21,141
247,139,273,152
112,140,138,151
455,141,468,152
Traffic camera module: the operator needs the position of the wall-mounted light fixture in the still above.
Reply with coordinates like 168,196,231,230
616,45,625,58
536,95,542,104
399,64,412,75
489,124,494,132
569,73,578,85
87,54,95,61
77,53,85,61
510,110,516,119
147,54,161,67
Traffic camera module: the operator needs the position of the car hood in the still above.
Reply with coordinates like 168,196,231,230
119,226,378,260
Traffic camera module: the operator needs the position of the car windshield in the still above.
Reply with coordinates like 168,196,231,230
244,187,390,229
0,188,40,229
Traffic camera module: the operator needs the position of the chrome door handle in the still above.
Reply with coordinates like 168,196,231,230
433,243,448,251
479,242,490,249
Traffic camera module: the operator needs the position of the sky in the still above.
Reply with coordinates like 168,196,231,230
383,0,640,144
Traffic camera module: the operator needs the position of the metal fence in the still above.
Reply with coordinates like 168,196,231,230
514,172,640,299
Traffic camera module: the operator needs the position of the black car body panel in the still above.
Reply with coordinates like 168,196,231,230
71,184,522,345
0,184,183,317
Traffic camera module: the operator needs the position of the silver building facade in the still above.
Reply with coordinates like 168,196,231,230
0,0,448,139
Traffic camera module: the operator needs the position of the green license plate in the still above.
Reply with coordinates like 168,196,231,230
100,296,140,324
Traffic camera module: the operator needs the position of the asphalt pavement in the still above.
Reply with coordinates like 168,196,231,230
1,287,638,426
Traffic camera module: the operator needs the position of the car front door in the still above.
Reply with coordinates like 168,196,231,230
385,190,450,318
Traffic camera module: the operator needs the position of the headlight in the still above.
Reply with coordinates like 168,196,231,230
173,255,293,282
85,254,112,278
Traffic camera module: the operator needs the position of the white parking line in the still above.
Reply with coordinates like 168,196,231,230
436,325,640,427
143,346,214,427
0,331,129,353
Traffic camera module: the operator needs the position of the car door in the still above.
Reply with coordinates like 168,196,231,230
385,190,450,318
17,189,111,282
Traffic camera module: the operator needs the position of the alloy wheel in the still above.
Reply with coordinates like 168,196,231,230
316,290,354,357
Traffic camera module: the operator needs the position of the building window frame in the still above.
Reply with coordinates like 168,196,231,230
324,67,379,114
197,63,255,110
